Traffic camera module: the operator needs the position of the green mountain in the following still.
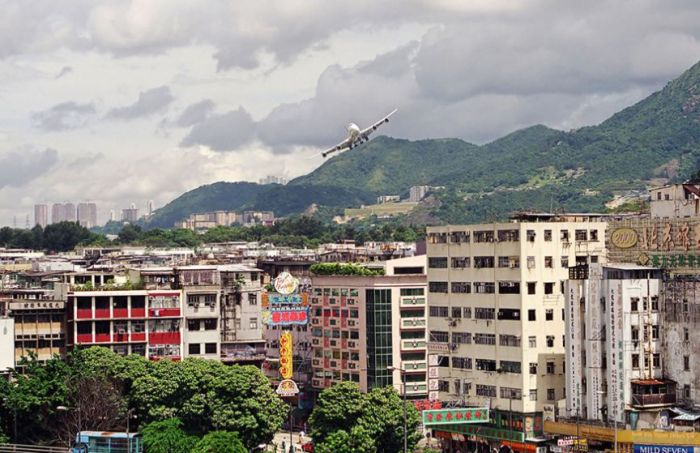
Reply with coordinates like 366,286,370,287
147,182,269,228
150,60,700,227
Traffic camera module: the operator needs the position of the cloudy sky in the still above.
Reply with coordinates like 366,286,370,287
2,0,700,226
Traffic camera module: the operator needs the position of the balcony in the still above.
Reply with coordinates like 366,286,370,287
148,332,181,345
400,297,425,308
94,333,111,343
401,318,426,329
76,333,93,343
401,360,427,372
112,332,130,343
347,340,359,349
401,339,427,350
76,309,92,319
149,308,181,318
131,332,146,342
630,379,677,408
402,383,428,394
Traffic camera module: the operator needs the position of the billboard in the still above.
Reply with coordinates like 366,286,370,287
280,331,293,379
262,272,309,326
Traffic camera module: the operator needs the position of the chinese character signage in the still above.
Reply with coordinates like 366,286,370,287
422,408,489,426
279,331,293,379
608,218,700,266
263,273,309,326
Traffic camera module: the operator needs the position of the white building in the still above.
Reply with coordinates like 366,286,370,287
0,317,15,371
565,264,667,429
409,185,430,203
426,214,607,444
649,183,700,218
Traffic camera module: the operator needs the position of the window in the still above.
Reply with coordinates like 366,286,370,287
546,336,554,347
188,319,200,331
474,256,495,268
188,343,201,355
249,318,258,330
203,318,217,330
500,387,522,399
652,325,659,340
528,336,536,348
529,363,538,374
527,256,535,269
463,307,472,318
429,306,449,317
546,361,555,374
476,384,496,397
575,229,588,241
452,357,472,369
651,296,659,311
498,281,520,294
498,309,520,320
590,255,599,263
248,293,257,305
431,331,449,343
473,333,496,345
400,288,424,296
205,343,217,354
451,257,470,268
499,335,520,347
529,389,537,401
497,229,519,242
544,230,552,241
547,388,555,401
657,192,662,200
498,256,519,268
632,354,640,368
544,256,553,268
428,257,448,268
590,230,599,241
544,282,554,294
475,359,497,371
500,361,521,374
528,310,536,321
545,309,554,321
684,356,690,371
452,332,471,344
450,231,470,243
429,282,449,293
474,282,495,294
526,230,536,241
527,282,536,295
560,230,569,241
684,328,690,342
653,353,660,368
451,282,471,293
474,307,495,319
561,256,569,268
684,385,691,399
630,297,639,312
438,380,450,392
665,193,670,200
451,307,462,318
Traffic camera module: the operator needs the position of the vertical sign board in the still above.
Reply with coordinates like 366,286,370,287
566,281,582,418
606,283,625,423
428,354,439,401
586,273,602,419
280,331,293,380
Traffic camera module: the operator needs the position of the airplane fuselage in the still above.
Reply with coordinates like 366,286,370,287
347,123,361,142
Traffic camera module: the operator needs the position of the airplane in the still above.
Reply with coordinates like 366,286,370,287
321,109,397,158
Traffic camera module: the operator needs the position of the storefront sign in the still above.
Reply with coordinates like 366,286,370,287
633,446,694,453
276,379,299,397
611,228,638,248
422,408,489,426
263,307,309,326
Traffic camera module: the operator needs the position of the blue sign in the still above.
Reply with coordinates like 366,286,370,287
634,445,694,453
269,293,303,305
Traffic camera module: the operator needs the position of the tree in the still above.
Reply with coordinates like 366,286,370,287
314,425,376,453
308,382,366,443
192,431,247,453
118,224,143,243
130,359,286,448
141,418,197,453
309,383,422,453
43,222,92,251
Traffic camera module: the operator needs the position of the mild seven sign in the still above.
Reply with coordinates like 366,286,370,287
633,446,696,453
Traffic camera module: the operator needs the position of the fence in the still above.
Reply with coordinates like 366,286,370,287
0,445,68,453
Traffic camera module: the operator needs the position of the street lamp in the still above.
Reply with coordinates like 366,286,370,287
387,366,408,453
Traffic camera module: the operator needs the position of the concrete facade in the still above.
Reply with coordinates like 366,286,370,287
650,183,700,218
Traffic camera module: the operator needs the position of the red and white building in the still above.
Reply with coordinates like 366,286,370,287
67,289,183,360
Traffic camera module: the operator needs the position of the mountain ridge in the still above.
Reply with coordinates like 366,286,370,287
147,60,700,227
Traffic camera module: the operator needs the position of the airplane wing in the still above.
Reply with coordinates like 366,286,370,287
359,108,397,137
321,138,352,158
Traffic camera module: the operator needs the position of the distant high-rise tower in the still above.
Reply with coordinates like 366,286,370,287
109,210,116,222
77,202,98,229
34,204,48,228
121,207,139,222
147,200,154,216
51,203,76,223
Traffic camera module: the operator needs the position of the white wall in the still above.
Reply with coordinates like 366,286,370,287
0,318,15,371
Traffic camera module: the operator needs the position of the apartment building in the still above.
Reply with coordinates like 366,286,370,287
649,182,700,218
426,214,606,451
77,202,98,229
66,289,183,360
34,204,48,228
51,203,76,223
310,256,428,398
565,264,665,428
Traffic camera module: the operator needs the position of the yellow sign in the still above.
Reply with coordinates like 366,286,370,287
611,228,638,249
279,331,293,379
276,379,299,397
